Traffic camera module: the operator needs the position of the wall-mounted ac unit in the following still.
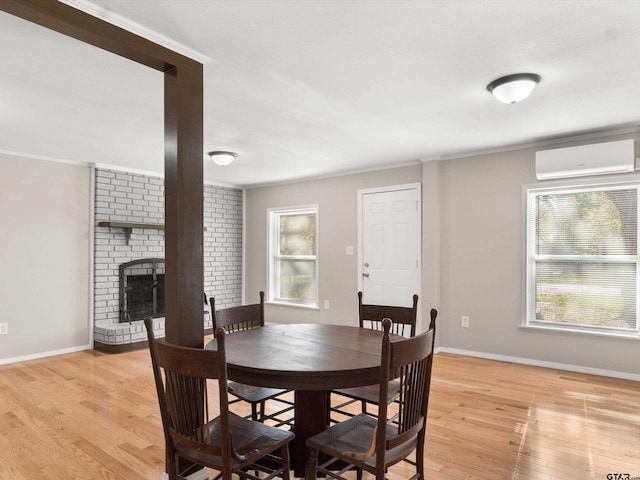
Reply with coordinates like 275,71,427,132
535,139,635,180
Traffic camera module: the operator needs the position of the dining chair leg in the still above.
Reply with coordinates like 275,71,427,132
282,443,291,480
306,447,318,480
416,434,425,478
166,448,177,479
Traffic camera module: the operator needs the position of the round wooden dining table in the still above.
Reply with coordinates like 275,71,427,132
205,323,400,476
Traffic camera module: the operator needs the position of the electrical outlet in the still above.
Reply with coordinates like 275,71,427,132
461,316,470,328
324,300,330,309
0,323,7,335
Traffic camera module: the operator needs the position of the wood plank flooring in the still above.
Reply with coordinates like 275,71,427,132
0,342,638,479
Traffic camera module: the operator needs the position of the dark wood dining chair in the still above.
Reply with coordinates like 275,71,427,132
358,291,419,337
211,291,294,427
144,317,294,480
330,291,420,420
306,315,436,480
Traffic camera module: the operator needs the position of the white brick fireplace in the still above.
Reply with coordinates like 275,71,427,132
93,168,242,351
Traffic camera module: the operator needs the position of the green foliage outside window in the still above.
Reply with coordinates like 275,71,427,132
279,213,316,256
273,211,317,304
533,188,637,331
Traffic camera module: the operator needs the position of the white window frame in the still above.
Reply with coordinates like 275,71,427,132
523,177,640,338
267,205,319,309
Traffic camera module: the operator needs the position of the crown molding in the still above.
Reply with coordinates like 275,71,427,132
0,149,92,167
93,163,242,189
0,151,242,189
58,0,211,64
245,159,423,189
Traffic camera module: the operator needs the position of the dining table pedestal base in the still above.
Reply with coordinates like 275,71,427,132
292,390,329,477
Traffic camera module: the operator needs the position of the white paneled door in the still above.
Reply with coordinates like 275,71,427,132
359,184,421,309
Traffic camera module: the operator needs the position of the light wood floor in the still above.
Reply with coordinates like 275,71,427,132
0,341,638,480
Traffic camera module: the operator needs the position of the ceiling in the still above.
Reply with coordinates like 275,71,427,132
2,1,640,188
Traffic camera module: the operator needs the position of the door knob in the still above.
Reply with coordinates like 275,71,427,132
363,273,370,278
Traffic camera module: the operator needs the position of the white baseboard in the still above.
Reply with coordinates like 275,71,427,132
0,344,92,366
161,468,209,480
437,347,640,382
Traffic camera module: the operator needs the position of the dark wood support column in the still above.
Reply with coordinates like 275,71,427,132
164,62,204,347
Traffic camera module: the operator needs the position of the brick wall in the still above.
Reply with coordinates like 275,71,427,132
93,168,242,345
204,183,243,306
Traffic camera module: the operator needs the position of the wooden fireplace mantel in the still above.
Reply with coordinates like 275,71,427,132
98,221,208,245
98,221,164,245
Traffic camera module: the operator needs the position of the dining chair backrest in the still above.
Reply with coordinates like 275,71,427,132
373,314,436,474
144,317,235,476
358,291,418,337
211,291,265,335
307,311,437,480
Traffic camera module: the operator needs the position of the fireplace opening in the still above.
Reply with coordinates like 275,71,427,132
119,258,165,323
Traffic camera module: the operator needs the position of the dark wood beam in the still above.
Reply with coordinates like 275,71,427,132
164,63,204,348
0,0,205,347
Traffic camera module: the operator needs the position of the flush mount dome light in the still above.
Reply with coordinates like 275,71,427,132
208,151,237,166
487,73,541,104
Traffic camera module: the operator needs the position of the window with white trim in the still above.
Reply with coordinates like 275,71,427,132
525,181,639,336
268,205,318,307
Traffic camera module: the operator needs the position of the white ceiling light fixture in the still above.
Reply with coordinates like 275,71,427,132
208,151,237,166
487,73,541,104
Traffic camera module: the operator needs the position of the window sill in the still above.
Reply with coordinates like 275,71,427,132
519,323,640,340
266,300,320,311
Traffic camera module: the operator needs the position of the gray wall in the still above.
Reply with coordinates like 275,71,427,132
437,131,640,377
0,154,91,361
245,164,425,326
4,131,638,377
246,133,640,378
